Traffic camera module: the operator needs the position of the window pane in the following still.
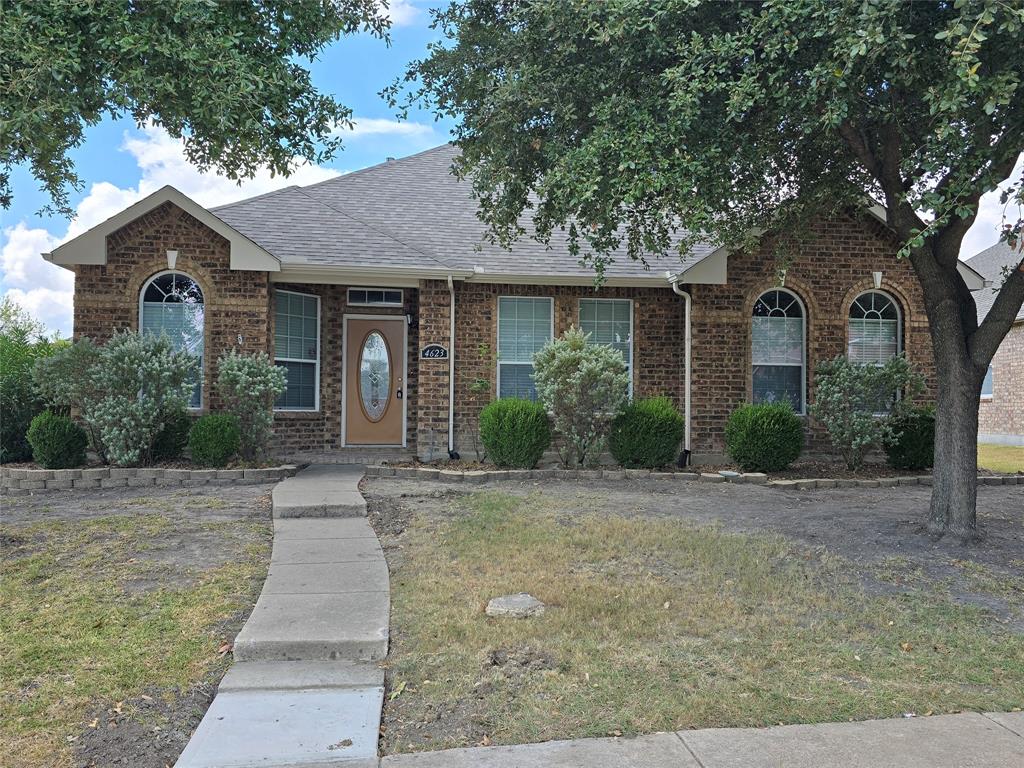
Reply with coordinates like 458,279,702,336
579,299,631,368
275,291,318,362
275,361,316,410
141,274,204,408
982,365,994,397
499,363,537,400
848,318,898,364
498,297,552,364
752,365,802,411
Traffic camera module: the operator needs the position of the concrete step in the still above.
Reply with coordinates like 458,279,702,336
174,686,382,768
272,465,367,518
233,591,389,662
218,660,383,693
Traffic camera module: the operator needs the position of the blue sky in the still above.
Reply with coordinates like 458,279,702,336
1,0,1018,336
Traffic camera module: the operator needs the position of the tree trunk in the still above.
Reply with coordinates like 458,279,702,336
927,341,984,542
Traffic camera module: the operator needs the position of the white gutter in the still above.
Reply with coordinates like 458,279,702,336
669,279,692,463
447,274,457,457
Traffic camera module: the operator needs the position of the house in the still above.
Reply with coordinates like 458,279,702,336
44,144,988,463
967,241,1024,446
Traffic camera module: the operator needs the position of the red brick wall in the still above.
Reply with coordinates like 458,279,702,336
72,201,271,411
414,282,685,461
268,284,419,455
978,322,1024,443
688,212,934,454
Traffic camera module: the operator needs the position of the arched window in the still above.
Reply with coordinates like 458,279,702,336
140,271,204,408
752,289,806,413
848,291,901,364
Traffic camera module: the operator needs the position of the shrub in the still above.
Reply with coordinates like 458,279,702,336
152,407,192,462
885,406,935,470
609,397,685,469
215,350,286,461
188,414,241,468
1,299,59,462
725,402,804,472
85,330,196,466
533,327,630,467
33,337,106,460
479,398,551,468
810,355,924,470
27,411,87,469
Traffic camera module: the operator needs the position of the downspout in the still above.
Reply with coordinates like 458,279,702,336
670,280,692,466
447,274,459,460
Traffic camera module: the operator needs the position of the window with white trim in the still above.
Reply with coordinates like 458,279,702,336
981,365,994,399
848,291,901,364
751,289,805,413
497,296,552,400
347,287,403,307
274,290,320,410
140,271,204,408
579,298,633,393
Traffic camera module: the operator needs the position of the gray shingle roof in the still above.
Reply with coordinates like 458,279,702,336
965,241,1024,323
212,144,713,280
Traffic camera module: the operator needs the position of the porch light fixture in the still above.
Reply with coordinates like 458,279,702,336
166,250,179,270
872,271,883,289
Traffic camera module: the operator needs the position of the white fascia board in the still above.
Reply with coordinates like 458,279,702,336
272,263,473,287
43,185,280,272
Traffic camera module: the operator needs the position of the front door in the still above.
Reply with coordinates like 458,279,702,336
344,316,406,445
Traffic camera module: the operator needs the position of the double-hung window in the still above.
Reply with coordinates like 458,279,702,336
140,271,204,408
751,289,806,413
497,296,552,400
579,298,633,394
848,291,902,411
981,365,994,400
274,290,320,410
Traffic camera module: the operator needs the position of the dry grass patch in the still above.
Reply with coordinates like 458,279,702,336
0,510,271,768
978,443,1024,474
381,491,1024,753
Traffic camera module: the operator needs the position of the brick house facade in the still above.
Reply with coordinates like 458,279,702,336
50,145,988,464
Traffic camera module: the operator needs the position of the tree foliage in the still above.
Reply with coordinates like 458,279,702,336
1,0,388,214
396,0,1024,538
0,299,59,462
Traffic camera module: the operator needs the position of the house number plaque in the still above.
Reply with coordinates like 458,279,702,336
420,344,449,360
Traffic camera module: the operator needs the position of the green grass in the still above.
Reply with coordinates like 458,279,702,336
0,512,271,767
978,443,1024,474
382,491,1024,753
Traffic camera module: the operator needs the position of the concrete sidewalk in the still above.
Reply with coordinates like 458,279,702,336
380,712,1024,767
176,465,387,768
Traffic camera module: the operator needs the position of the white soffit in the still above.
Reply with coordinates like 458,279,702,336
43,185,280,272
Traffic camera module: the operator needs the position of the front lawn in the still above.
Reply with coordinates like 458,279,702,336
978,443,1024,474
373,488,1024,754
0,487,272,768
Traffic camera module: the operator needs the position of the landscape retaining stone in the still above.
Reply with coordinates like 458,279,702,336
0,464,300,495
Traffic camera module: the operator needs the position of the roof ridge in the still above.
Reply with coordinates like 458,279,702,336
301,143,456,192
210,185,300,213
289,186,457,271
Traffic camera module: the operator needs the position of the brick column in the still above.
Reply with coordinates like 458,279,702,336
415,279,452,461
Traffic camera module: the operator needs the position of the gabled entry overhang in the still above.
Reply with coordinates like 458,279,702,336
43,185,280,272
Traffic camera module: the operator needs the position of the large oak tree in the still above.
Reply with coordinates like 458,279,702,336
394,0,1024,540
1,0,388,215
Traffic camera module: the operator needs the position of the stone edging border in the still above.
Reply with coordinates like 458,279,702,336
365,464,1023,490
0,464,301,496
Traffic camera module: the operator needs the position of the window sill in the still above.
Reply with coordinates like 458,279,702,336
273,409,321,419
980,395,994,402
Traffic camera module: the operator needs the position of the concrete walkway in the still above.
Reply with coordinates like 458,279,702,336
381,711,1024,767
176,465,387,768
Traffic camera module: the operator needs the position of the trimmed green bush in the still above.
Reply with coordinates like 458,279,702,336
609,397,685,468
27,411,87,469
188,414,240,468
152,408,192,462
885,406,935,470
725,402,804,472
479,398,551,468
215,349,286,461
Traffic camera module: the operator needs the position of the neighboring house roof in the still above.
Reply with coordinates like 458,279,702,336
965,241,1024,323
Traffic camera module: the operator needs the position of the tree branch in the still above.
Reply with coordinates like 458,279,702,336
970,255,1024,365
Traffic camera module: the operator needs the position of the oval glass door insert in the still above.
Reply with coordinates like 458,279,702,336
359,331,391,422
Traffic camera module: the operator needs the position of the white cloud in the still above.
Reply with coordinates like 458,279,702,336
381,0,420,26
341,116,435,139
960,153,1024,260
0,124,341,336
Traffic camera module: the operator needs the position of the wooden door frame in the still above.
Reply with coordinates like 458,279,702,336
341,313,409,448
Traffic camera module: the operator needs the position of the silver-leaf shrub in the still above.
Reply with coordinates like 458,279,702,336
532,326,630,467
215,349,286,461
